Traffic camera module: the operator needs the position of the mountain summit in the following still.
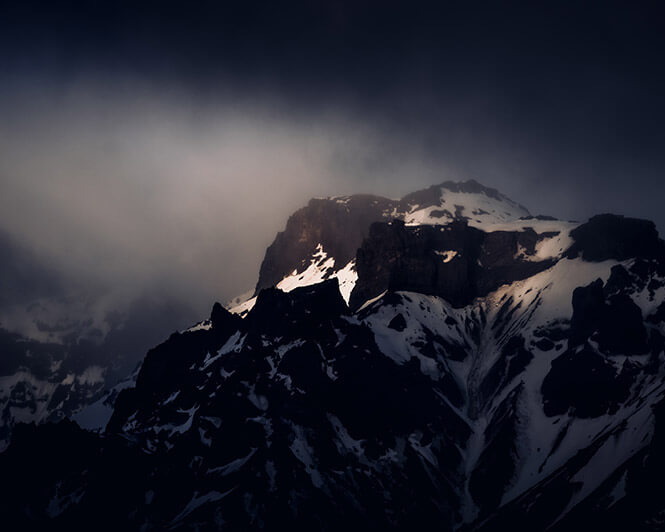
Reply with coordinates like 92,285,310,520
233,180,533,315
2,180,665,531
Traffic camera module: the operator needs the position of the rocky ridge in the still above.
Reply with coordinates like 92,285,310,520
2,182,665,531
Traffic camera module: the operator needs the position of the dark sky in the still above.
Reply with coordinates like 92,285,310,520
1,0,664,313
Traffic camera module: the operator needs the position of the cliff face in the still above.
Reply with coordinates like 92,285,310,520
566,213,665,262
255,195,394,292
350,219,557,309
254,180,530,296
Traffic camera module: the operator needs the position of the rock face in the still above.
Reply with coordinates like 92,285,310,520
253,180,530,296
566,213,665,262
256,195,394,292
2,182,665,531
350,219,556,309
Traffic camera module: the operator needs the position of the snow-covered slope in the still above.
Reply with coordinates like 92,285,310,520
0,291,197,449
360,253,664,525
229,244,358,316
400,180,530,228
2,183,665,532
71,371,137,432
0,328,108,450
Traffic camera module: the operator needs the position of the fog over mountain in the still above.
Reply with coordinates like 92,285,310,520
1,78,664,322
1,1,664,323
4,178,665,530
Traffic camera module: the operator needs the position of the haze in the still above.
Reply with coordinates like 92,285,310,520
1,1,664,328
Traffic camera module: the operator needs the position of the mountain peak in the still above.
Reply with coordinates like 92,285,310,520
399,179,530,226
4,180,665,531
248,180,532,306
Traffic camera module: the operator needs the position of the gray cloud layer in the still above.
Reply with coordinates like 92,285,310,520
0,78,427,313
1,76,664,319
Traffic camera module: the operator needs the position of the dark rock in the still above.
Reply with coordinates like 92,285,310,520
387,313,407,331
541,345,633,418
569,279,648,355
429,208,453,218
647,301,665,324
535,338,555,351
479,336,533,408
566,214,665,262
278,341,329,394
533,324,569,342
246,278,348,338
520,214,559,221
350,220,554,309
603,264,634,296
569,279,606,346
255,195,396,292
470,384,522,513
596,294,648,355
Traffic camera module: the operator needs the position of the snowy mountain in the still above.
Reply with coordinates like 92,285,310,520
230,180,531,316
2,181,665,531
0,231,198,450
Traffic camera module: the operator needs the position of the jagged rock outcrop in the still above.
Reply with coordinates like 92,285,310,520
350,219,556,309
256,195,394,292
566,214,665,262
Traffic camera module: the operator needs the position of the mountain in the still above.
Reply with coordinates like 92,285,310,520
0,230,199,450
2,180,665,531
230,180,530,315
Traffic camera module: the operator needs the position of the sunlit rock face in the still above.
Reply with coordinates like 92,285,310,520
2,181,665,532
255,195,395,293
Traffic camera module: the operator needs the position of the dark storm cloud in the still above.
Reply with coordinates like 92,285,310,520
0,77,452,314
1,0,664,319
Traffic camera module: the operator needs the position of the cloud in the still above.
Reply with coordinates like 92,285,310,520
1,72,664,326
0,77,440,315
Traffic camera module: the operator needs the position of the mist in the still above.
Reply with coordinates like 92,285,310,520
1,70,665,327
2,1,664,326
0,78,425,316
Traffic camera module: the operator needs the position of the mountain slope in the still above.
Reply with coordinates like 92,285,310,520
0,293,197,450
0,228,201,450
1,182,665,531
